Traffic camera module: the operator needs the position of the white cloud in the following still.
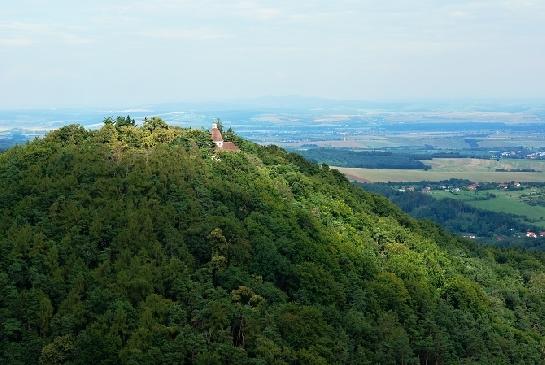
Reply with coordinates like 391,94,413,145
234,1,282,20
134,28,232,41
0,37,33,47
0,21,95,46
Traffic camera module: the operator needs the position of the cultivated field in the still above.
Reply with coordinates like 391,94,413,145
428,158,545,172
283,132,545,150
336,158,545,183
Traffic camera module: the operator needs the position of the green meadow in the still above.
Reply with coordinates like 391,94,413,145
431,189,545,229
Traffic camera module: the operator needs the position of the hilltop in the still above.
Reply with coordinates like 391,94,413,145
1,118,544,364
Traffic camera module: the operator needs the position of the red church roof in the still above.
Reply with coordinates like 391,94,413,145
210,123,239,152
222,142,240,152
211,127,223,142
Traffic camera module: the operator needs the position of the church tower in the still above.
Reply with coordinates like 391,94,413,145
211,122,224,148
210,121,239,152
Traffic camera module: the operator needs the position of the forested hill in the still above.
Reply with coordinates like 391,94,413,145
1,118,545,364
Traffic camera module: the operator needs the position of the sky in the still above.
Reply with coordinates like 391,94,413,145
1,0,544,108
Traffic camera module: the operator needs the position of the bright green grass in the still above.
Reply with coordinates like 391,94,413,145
431,190,545,229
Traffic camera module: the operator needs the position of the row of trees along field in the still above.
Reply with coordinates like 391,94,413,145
1,118,545,364
297,148,431,169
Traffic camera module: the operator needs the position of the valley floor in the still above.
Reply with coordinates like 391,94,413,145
431,189,545,229
335,158,545,183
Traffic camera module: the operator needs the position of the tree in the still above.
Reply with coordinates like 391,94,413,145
143,117,168,132
115,115,135,128
213,118,223,132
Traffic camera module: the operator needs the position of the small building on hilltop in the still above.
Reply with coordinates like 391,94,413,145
211,123,224,148
210,122,239,152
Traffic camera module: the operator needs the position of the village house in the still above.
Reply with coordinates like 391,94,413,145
467,183,479,191
526,231,538,239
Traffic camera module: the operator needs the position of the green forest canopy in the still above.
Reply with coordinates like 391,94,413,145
1,118,545,364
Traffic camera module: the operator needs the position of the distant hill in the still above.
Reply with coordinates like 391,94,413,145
0,129,45,151
1,119,544,364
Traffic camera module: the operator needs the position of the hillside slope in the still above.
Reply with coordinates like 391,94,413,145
1,119,544,364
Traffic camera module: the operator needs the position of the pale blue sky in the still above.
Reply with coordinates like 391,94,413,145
1,0,544,108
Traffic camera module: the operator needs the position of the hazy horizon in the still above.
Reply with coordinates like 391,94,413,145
1,95,545,113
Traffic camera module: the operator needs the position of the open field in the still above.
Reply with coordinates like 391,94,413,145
431,189,545,229
428,158,545,172
338,168,545,183
336,158,545,183
282,130,545,150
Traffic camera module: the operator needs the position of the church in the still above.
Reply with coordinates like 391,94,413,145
211,122,239,152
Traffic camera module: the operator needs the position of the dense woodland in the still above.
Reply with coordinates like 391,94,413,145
364,184,545,251
297,148,431,169
1,118,545,364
